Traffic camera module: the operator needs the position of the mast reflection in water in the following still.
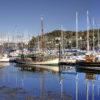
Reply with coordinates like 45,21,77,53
0,64,99,100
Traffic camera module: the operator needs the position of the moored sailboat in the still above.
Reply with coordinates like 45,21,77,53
76,11,100,67
15,17,60,66
60,11,85,65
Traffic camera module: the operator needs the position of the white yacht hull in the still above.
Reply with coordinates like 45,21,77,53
0,58,10,62
16,58,59,66
32,58,59,65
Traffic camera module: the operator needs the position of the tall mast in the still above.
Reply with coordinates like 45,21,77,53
40,16,45,51
7,32,10,49
92,18,95,51
38,32,40,51
61,25,64,54
28,32,30,49
76,11,78,49
98,28,100,49
87,11,90,52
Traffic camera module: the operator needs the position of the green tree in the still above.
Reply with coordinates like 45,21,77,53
28,36,36,48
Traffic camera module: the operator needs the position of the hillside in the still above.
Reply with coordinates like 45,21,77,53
28,29,100,50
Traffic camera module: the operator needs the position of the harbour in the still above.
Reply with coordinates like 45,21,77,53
0,0,100,99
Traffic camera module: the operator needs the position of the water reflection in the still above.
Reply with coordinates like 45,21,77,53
0,62,9,68
0,63,99,100
85,73,96,100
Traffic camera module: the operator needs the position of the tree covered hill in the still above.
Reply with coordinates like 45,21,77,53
28,29,100,50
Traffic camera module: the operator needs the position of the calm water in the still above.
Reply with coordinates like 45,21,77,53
0,63,99,100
